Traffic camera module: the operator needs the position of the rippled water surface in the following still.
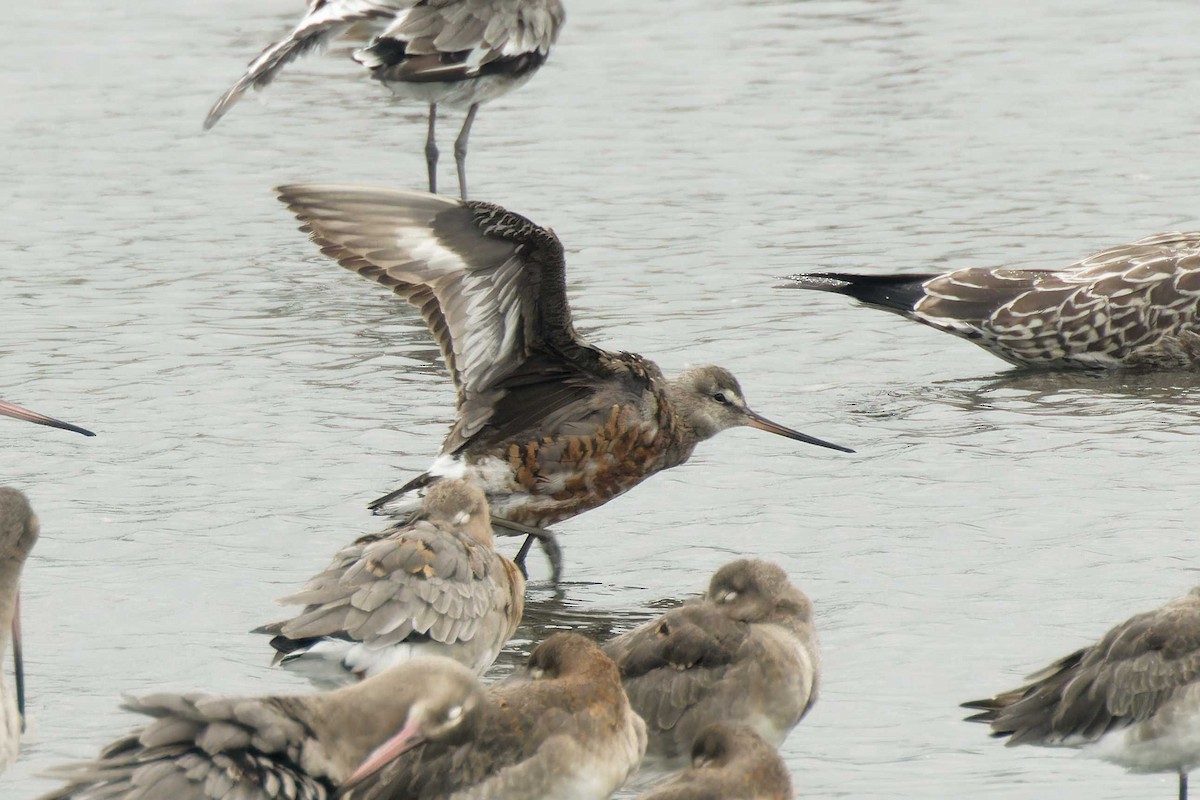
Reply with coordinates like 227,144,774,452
4,0,1200,797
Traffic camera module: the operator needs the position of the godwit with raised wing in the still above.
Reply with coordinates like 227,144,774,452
258,479,524,678
337,632,645,800
276,185,852,578
636,723,794,800
0,398,93,436
963,586,1200,800
603,559,819,766
205,0,565,199
0,488,38,774
783,232,1200,370
39,655,484,799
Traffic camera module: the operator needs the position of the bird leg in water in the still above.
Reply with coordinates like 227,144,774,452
454,102,479,201
425,103,439,194
1180,771,1187,800
494,517,562,583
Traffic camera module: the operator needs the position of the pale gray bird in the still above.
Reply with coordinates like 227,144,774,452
337,632,647,800
205,0,566,199
38,656,486,799
603,559,820,767
782,232,1200,370
0,398,93,436
0,488,38,773
258,479,525,678
963,586,1200,800
636,724,794,800
276,185,852,579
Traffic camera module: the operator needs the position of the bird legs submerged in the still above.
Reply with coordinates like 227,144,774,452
496,517,562,584
423,102,481,201
1181,770,1188,800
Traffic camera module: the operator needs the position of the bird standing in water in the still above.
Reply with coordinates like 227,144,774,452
963,586,1200,800
205,0,566,200
277,185,852,578
0,488,37,774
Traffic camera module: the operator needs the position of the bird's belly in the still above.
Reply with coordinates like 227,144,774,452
378,71,538,109
1091,689,1200,774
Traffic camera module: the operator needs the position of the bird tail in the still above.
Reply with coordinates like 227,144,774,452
780,272,939,314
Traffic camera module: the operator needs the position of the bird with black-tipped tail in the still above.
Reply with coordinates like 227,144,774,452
782,232,1200,370
205,0,565,200
276,185,852,580
604,559,819,767
963,586,1200,800
257,479,525,679
0,488,37,774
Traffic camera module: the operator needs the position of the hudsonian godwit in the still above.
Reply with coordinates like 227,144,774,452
0,488,37,774
963,586,1200,800
783,232,1200,370
604,559,819,766
276,185,852,578
39,655,487,798
258,479,524,678
636,723,794,800
205,0,565,200
0,399,93,437
338,632,646,800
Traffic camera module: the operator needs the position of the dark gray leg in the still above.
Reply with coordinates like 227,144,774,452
1181,771,1187,800
425,103,438,194
493,516,562,584
454,102,480,201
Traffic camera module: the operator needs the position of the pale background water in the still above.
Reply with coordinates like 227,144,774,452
2,0,1199,797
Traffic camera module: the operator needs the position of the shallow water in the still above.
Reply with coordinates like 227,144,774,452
3,0,1200,797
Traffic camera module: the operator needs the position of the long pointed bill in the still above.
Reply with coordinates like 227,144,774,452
13,593,24,733
744,410,854,453
344,717,425,787
0,400,95,437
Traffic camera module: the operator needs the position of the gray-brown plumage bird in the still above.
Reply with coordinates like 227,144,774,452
258,479,524,678
635,723,794,800
603,559,819,767
963,586,1200,800
38,655,485,799
337,632,646,800
783,232,1200,370
0,488,38,774
276,185,852,578
205,0,565,199
0,398,93,436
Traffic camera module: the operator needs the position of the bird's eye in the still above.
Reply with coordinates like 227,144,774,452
718,590,738,604
529,667,546,680
445,705,463,721
713,392,728,404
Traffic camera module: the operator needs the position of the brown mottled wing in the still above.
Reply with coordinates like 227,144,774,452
204,0,402,129
604,605,749,735
38,694,331,800
964,588,1200,746
916,232,1200,365
274,520,500,649
276,184,631,453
